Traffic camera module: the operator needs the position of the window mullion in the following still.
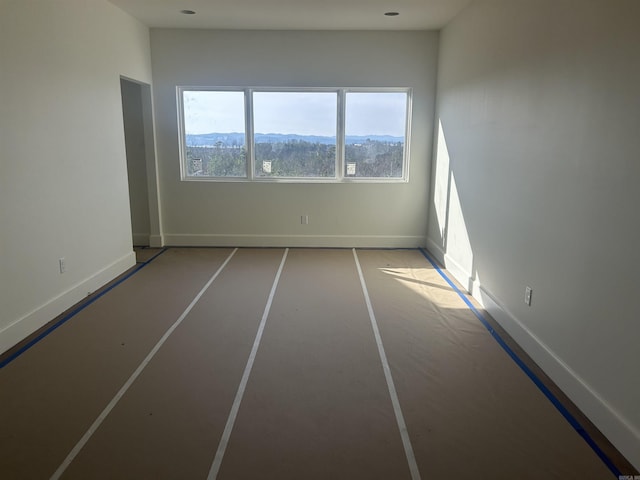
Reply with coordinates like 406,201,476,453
336,89,345,181
245,88,254,180
177,87,187,180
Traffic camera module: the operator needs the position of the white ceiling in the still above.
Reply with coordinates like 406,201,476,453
108,0,472,30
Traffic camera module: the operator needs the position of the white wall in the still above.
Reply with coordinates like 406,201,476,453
0,0,153,353
121,79,151,245
150,29,438,247
429,0,640,469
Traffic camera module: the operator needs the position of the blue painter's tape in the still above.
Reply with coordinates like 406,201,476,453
0,248,168,369
417,247,621,478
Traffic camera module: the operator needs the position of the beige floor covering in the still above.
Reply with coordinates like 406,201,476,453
134,247,164,264
217,249,410,479
0,248,616,479
356,250,612,479
0,248,235,478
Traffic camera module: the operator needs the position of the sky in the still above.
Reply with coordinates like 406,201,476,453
183,90,407,137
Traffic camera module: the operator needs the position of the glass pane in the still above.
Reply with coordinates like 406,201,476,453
345,92,407,178
253,92,337,178
182,90,246,177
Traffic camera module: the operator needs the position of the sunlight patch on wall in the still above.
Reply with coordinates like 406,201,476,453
447,175,474,288
430,119,475,292
432,119,451,246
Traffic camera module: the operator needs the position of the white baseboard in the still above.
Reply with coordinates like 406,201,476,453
477,285,640,472
425,237,446,264
423,240,640,470
425,237,474,292
132,233,150,246
164,234,426,249
149,234,164,248
0,252,136,356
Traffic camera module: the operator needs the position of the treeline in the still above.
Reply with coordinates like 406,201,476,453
345,140,403,178
186,144,246,177
255,140,335,177
186,139,403,178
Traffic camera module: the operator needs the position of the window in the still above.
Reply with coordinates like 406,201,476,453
178,87,411,182
253,92,337,178
344,92,407,179
181,90,246,177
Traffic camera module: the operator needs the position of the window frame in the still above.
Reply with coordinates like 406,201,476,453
251,88,339,180
177,86,412,183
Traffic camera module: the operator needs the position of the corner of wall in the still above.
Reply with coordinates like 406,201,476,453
426,236,475,293
149,234,165,248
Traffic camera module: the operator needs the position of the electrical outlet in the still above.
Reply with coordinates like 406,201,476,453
59,257,66,274
525,286,532,306
301,215,309,225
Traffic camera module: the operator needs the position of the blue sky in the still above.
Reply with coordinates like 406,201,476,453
183,90,407,137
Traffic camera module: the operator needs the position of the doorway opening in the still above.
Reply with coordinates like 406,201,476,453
120,78,159,247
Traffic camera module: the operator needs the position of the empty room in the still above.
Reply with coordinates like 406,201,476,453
1,0,638,478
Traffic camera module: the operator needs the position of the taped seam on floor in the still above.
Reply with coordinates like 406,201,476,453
417,247,621,478
49,248,239,480
352,248,422,480
207,248,289,480
0,248,169,369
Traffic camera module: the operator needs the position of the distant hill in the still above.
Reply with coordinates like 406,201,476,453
185,132,403,147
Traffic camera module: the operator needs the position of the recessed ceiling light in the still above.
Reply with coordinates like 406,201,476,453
180,9,196,15
384,12,400,16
